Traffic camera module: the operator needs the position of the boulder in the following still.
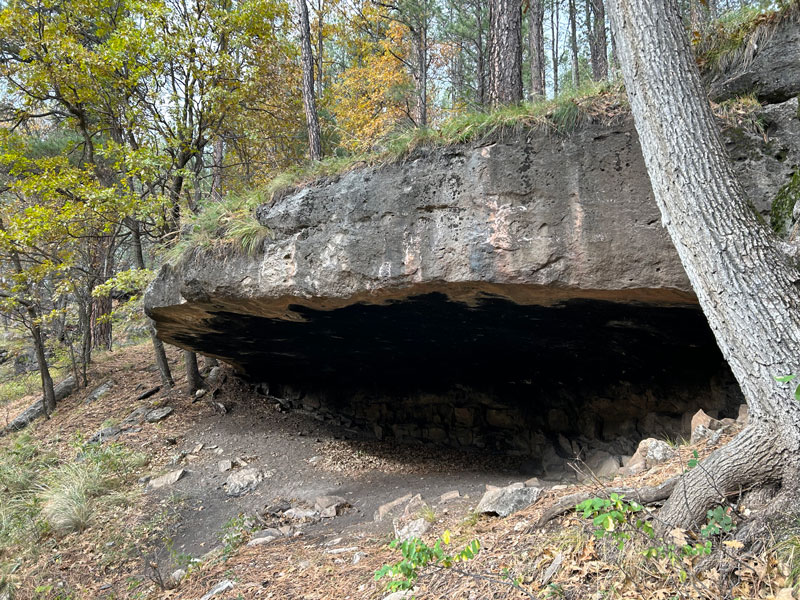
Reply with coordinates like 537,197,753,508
476,484,542,517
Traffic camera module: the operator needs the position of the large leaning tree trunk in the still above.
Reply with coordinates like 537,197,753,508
607,0,800,530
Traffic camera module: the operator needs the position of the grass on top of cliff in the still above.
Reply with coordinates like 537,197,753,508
167,80,625,262
695,0,800,72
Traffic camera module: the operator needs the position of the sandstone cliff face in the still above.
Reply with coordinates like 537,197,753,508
144,99,799,457
146,101,799,342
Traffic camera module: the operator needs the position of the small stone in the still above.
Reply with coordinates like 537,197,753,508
476,485,542,517
121,406,150,427
285,507,318,520
353,551,367,565
225,468,262,497
88,426,122,444
85,381,113,404
375,493,412,522
278,525,293,536
394,517,429,541
168,568,186,589
207,366,223,386
691,409,719,435
200,580,234,600
314,495,348,516
218,459,233,472
247,536,276,547
146,406,174,423
195,388,207,399
148,469,186,489
440,490,460,502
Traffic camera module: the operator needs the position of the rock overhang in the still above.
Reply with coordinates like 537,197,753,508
144,102,800,450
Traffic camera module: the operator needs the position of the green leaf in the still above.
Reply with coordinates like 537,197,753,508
774,374,797,383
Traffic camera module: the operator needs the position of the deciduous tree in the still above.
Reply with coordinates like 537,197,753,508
607,0,800,532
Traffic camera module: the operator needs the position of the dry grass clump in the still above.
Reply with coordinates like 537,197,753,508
39,462,109,533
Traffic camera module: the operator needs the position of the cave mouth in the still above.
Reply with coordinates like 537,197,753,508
178,292,741,467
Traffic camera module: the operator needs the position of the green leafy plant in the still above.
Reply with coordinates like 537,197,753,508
375,531,480,594
219,514,254,558
576,492,739,583
576,493,652,549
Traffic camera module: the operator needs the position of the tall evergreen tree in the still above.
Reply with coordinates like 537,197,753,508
489,0,523,105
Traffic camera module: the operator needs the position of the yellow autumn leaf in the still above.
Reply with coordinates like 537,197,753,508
722,540,745,549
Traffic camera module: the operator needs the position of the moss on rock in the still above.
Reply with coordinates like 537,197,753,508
771,169,800,236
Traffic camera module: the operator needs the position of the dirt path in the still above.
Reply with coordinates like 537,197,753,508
154,391,536,561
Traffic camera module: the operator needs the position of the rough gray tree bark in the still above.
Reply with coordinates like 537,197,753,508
607,0,800,529
588,0,608,81
129,223,174,389
568,0,580,89
211,138,224,201
489,0,523,105
184,350,203,394
297,0,322,160
550,0,560,97
414,23,429,127
528,0,546,98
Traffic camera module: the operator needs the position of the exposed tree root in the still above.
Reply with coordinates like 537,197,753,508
534,477,679,528
658,424,789,530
